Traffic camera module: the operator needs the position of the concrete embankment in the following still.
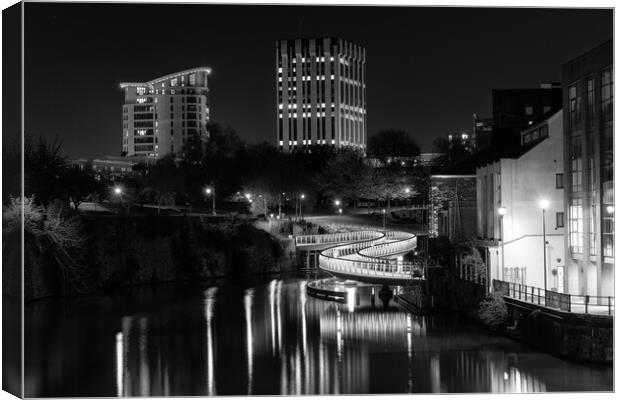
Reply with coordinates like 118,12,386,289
430,272,614,363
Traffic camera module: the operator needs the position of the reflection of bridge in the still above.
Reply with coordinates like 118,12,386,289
319,308,426,344
295,230,422,284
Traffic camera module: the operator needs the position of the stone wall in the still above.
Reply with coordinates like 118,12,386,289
505,299,613,363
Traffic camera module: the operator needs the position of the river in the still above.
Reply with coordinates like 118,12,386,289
24,274,612,396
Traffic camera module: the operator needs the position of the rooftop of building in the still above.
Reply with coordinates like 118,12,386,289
120,67,212,89
562,38,613,66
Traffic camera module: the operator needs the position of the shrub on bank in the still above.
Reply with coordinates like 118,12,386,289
478,292,508,331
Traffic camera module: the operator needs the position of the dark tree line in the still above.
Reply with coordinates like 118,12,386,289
4,126,433,216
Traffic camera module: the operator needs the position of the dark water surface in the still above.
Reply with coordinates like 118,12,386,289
25,275,613,397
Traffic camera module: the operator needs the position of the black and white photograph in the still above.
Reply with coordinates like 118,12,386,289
1,0,615,397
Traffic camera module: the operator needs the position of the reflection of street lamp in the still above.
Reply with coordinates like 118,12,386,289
498,206,507,283
539,199,550,293
205,187,216,216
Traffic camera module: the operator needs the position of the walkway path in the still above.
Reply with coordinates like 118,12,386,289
295,230,422,284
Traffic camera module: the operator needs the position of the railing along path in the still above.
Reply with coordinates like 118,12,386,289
296,230,421,281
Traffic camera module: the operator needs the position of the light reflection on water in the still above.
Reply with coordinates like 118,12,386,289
24,277,612,397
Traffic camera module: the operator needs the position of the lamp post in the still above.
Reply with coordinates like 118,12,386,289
539,199,550,293
300,193,305,220
113,186,123,214
205,187,215,216
405,187,411,208
498,206,507,284
382,208,387,232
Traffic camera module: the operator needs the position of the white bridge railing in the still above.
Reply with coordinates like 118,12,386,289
295,230,384,246
297,230,422,281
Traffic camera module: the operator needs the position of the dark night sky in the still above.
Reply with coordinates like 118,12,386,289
23,3,612,158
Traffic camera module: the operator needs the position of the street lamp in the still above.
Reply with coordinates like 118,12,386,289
300,193,306,220
498,206,507,284
113,186,123,214
334,199,341,206
338,208,343,215
205,187,216,216
405,187,411,208
382,208,387,232
539,199,550,293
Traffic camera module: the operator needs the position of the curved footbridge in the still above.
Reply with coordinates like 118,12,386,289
295,230,424,285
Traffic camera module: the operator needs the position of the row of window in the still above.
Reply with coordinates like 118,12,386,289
567,68,613,129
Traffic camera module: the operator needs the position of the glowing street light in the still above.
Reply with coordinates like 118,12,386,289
300,193,306,220
338,208,343,215
539,199,549,293
113,186,123,214
498,206,507,284
334,199,341,206
404,187,411,208
205,186,216,215
382,208,387,232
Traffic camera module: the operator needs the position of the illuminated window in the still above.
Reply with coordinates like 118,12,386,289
569,198,583,254
170,78,177,86
570,137,582,193
601,68,613,122
602,204,614,258
590,206,596,256
568,83,582,128
587,78,594,127
137,87,146,95
189,73,196,85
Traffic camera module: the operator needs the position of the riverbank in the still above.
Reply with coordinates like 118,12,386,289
5,215,295,301
426,269,613,364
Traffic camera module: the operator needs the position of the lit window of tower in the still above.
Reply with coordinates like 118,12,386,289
276,37,366,153
120,67,212,158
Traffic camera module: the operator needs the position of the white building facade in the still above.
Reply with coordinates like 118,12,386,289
477,110,566,291
120,67,211,158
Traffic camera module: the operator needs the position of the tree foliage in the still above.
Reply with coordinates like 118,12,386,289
60,167,100,210
478,292,508,331
368,129,421,160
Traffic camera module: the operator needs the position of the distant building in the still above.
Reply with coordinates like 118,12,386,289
477,110,565,290
447,131,475,153
491,83,562,150
71,156,137,181
562,40,613,297
276,37,366,153
368,153,444,168
472,113,493,152
120,67,211,158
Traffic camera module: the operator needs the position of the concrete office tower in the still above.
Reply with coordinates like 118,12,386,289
276,37,366,153
562,40,613,297
120,67,211,158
